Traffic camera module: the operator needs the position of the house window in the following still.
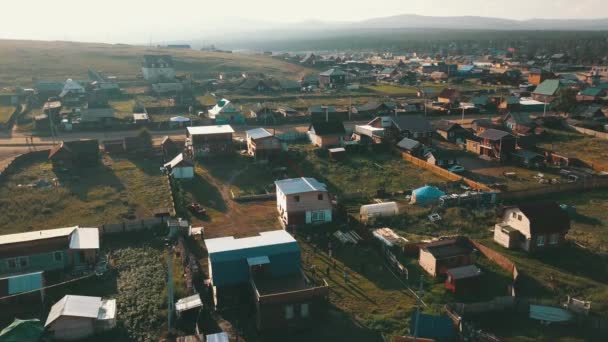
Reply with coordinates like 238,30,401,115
19,257,29,268
285,305,294,320
7,259,16,269
512,212,516,218
537,235,546,247
311,211,326,222
301,303,310,318
517,215,522,221
549,233,559,245
54,251,63,262
294,195,300,202
318,194,323,201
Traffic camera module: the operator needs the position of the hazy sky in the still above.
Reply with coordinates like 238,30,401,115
1,0,606,43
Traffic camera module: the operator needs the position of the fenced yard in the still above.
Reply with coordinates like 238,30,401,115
0,153,173,233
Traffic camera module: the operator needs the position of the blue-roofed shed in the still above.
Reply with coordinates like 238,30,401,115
205,230,301,287
411,186,446,205
0,271,44,296
410,313,455,340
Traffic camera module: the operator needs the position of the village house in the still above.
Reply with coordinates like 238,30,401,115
502,112,537,136
35,81,65,100
307,121,347,148
353,124,385,144
275,177,332,226
45,295,116,340
186,125,234,157
378,67,398,79
161,136,182,162
532,79,561,102
471,118,500,134
277,106,298,117
434,120,469,143
207,99,245,125
424,149,458,168
318,68,347,88
396,137,423,156
0,226,99,276
466,128,516,161
308,105,347,122
205,230,329,331
367,115,435,144
141,55,176,82
498,96,521,112
246,128,282,160
528,68,554,86
418,237,475,277
352,101,396,117
437,88,461,105
570,105,605,120
48,140,100,170
239,79,273,92
163,153,194,179
494,202,570,252
576,87,606,102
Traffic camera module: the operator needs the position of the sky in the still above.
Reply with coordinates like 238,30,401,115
1,0,607,43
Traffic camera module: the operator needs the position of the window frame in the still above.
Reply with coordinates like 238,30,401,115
549,233,559,245
54,251,63,262
294,195,300,202
318,194,323,201
285,305,294,320
6,258,17,269
301,303,310,318
19,257,29,268
537,235,546,247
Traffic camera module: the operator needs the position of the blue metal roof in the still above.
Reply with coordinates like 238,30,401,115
410,313,454,339
275,177,327,195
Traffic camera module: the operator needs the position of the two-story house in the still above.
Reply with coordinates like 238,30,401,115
466,128,516,161
275,177,332,227
142,55,176,82
246,128,282,160
186,125,234,157
0,226,99,276
494,202,570,252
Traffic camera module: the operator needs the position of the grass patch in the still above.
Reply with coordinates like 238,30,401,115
363,85,418,96
109,99,136,119
0,105,15,124
0,154,172,233
536,128,608,167
290,145,445,195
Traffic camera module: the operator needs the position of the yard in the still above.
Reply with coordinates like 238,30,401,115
0,153,173,233
290,145,446,196
536,128,608,168
363,84,418,96
109,99,136,119
44,233,188,342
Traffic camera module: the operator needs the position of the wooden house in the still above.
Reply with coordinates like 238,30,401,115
532,79,560,102
434,120,469,143
275,177,332,226
318,68,346,88
246,128,282,160
48,140,99,170
576,87,606,102
494,202,570,252
424,149,458,168
353,101,396,117
418,237,474,277
187,125,234,157
528,68,554,86
367,115,434,144
0,227,99,276
471,118,500,134
396,137,423,156
163,153,194,179
437,88,461,104
308,106,347,122
470,129,516,161
308,121,346,148
502,112,536,136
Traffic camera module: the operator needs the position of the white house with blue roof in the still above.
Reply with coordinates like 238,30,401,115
275,177,332,226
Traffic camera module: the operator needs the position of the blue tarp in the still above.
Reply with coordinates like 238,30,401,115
410,313,454,340
412,186,446,205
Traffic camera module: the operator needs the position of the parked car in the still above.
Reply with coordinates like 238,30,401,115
448,165,465,173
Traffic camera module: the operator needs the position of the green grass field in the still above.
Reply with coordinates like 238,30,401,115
363,84,419,96
0,154,173,233
0,105,15,124
0,39,313,87
536,128,608,167
290,145,445,195
109,99,136,119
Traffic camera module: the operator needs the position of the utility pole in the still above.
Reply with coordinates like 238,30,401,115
167,247,174,333
413,275,424,342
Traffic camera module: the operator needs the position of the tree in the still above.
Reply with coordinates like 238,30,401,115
137,127,153,148
551,88,577,114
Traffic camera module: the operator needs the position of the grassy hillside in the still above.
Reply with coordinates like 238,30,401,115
0,39,312,87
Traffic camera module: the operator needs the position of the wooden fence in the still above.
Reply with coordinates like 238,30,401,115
500,178,608,201
470,240,520,296
401,152,495,192
571,125,608,140
99,217,167,235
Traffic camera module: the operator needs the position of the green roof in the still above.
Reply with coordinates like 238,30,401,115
579,88,603,97
533,79,561,97
472,95,490,105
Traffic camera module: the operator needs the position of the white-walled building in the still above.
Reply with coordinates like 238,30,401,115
45,295,116,340
275,177,332,226
142,55,176,82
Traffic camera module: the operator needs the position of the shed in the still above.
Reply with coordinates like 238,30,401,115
445,265,482,294
164,153,194,179
205,230,301,287
360,202,399,223
411,186,446,205
45,295,116,341
410,313,455,340
175,294,202,315
328,147,346,160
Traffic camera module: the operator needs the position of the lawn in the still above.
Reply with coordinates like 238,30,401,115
0,105,14,124
0,39,312,87
536,128,608,168
363,84,419,96
109,99,136,119
0,154,173,233
290,145,446,196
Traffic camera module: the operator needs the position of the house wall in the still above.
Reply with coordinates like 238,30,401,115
173,166,194,179
276,188,332,226
248,137,282,159
502,209,531,239
190,133,233,156
309,134,342,148
142,67,176,82
493,225,515,249
0,249,70,275
256,297,324,331
48,316,95,341
418,249,437,276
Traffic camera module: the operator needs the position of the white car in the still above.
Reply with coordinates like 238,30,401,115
448,165,465,173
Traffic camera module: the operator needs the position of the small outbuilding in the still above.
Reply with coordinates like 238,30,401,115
360,202,399,224
410,186,446,206
164,153,194,179
445,264,482,294
45,295,116,341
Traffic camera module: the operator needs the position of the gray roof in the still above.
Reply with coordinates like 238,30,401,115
275,177,327,195
45,295,102,327
391,115,434,133
477,128,512,140
246,127,273,140
319,68,346,77
397,137,421,151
